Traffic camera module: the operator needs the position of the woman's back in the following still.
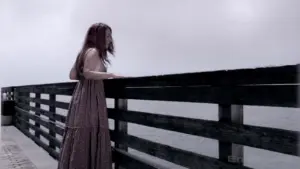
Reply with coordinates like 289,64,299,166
83,48,107,73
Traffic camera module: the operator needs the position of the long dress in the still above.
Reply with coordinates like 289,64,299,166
57,54,112,169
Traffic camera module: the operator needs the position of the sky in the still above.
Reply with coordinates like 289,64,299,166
0,0,299,87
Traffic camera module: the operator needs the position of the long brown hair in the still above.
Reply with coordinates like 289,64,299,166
74,23,115,79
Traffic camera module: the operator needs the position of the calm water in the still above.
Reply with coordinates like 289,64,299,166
28,94,300,169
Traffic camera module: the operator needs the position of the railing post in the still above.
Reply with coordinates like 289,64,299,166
114,98,128,169
21,91,30,130
35,93,41,138
49,94,56,149
218,104,244,166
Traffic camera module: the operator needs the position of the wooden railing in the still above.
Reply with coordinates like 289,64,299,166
1,64,299,169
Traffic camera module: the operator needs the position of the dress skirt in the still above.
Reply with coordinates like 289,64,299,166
57,80,112,169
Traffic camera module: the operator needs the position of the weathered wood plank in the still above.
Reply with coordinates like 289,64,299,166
111,132,252,169
106,85,298,108
15,102,66,123
15,96,70,109
15,82,76,89
1,87,14,93
15,106,64,135
108,109,300,156
104,64,299,87
15,85,74,96
21,82,76,88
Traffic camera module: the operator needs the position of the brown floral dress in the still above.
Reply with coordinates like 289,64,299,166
57,53,112,169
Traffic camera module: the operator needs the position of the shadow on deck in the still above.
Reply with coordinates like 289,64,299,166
1,64,300,169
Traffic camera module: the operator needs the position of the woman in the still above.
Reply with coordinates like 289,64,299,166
58,23,121,169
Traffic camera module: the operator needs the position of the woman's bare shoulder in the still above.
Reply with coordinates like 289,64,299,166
85,48,99,58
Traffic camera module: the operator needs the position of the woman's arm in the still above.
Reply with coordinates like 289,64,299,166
83,70,116,80
82,48,118,80
69,64,77,80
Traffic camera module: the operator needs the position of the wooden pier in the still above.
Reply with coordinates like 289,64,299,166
1,64,299,169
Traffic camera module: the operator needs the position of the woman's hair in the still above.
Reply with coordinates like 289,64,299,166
74,23,114,79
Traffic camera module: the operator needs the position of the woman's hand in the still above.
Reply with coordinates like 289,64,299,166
109,74,125,79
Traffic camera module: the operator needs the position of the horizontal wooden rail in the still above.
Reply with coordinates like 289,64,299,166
15,95,69,109
105,64,299,87
15,86,74,96
1,87,14,93
106,85,298,107
108,109,300,157
16,102,66,123
15,105,64,135
111,132,252,169
15,115,61,148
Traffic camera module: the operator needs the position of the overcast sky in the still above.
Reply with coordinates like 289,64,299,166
0,0,299,87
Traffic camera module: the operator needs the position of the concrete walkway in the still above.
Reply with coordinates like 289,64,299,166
1,126,57,169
